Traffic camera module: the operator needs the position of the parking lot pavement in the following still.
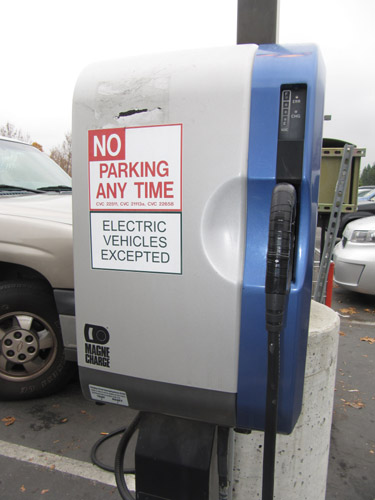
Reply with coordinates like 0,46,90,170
0,286,374,500
0,381,137,499
325,286,375,500
0,454,121,500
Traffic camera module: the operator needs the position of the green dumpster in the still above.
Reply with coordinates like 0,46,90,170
318,138,366,214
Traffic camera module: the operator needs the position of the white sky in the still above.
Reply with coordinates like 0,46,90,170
1,0,374,166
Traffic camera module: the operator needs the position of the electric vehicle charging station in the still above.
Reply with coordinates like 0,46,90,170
72,44,325,499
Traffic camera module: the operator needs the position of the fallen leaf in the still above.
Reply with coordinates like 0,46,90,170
2,416,16,426
345,401,365,409
60,418,68,424
50,464,56,470
20,485,26,492
41,489,49,495
80,410,87,414
339,331,346,336
370,450,374,454
100,432,109,435
339,307,357,315
360,336,375,344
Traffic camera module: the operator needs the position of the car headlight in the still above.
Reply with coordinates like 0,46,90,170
350,230,375,243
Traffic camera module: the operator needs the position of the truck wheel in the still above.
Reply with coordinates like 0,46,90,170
0,281,73,400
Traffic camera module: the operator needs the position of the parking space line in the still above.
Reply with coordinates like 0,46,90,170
0,439,135,491
340,319,375,326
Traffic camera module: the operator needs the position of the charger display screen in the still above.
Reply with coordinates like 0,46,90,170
277,84,307,183
279,86,307,142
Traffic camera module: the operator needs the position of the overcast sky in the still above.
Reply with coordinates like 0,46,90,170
1,0,374,166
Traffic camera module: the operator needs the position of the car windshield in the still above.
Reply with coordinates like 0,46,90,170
0,139,72,191
358,188,373,197
365,188,375,199
359,188,375,200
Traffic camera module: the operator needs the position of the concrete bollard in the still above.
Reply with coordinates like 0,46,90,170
232,300,340,499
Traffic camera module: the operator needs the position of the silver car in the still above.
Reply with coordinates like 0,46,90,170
0,136,75,400
333,216,375,295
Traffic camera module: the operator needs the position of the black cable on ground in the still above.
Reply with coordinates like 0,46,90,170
91,425,135,473
114,412,142,500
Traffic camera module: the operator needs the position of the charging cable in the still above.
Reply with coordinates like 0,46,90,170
114,412,141,500
91,425,133,473
91,413,141,500
263,183,296,500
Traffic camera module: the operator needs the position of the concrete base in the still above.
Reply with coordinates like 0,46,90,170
233,300,340,499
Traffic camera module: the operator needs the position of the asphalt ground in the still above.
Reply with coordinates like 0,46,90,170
325,286,375,500
0,379,138,499
0,287,374,499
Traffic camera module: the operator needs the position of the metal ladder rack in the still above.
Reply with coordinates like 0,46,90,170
314,144,354,303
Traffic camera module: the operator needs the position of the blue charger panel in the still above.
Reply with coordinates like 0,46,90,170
236,45,325,434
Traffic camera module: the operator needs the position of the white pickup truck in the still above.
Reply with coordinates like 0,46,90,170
0,136,75,400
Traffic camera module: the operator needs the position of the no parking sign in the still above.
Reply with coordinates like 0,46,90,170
88,124,182,274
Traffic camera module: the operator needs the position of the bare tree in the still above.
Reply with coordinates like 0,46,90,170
0,122,30,143
50,132,72,176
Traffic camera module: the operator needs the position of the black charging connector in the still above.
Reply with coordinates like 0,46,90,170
262,183,297,500
265,182,297,333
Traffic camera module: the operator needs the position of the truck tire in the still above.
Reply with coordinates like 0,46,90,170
0,280,74,400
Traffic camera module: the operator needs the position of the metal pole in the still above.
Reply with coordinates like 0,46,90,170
237,0,279,45
314,144,354,303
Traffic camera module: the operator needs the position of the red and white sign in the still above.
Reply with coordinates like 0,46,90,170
88,124,182,211
88,124,182,274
